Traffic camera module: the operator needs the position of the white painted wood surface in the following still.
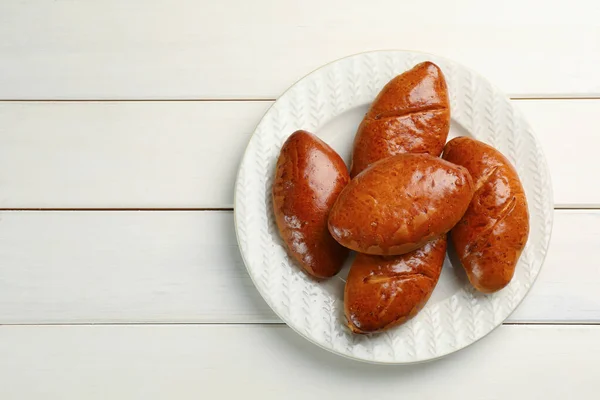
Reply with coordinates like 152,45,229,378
0,210,597,324
1,1,599,99
0,99,597,208
0,325,597,399
0,101,270,209
1,0,599,396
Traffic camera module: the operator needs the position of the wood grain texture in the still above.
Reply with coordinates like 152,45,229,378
0,0,596,390
0,1,599,99
0,324,597,399
0,210,596,324
0,99,597,208
0,101,270,208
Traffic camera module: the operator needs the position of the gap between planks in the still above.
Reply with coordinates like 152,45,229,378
1,322,598,327
0,208,234,212
1,96,600,103
0,206,596,211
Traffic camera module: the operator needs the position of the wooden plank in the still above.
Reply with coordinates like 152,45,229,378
0,324,597,399
0,211,273,324
0,99,597,208
517,100,599,208
0,101,270,209
0,210,596,324
1,1,599,99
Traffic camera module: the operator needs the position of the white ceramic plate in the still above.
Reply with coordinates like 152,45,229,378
234,50,553,364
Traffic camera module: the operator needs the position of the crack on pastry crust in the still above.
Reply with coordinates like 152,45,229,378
363,272,432,285
474,166,499,192
363,273,433,324
371,105,447,120
376,289,399,319
464,196,517,259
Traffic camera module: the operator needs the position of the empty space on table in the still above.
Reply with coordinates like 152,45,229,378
0,99,596,208
0,324,596,398
1,1,599,99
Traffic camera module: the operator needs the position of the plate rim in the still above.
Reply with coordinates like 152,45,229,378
233,49,554,364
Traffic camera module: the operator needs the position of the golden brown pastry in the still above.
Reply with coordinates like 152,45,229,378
344,64,452,333
442,137,529,293
345,236,447,334
272,130,350,278
350,61,450,177
328,153,473,255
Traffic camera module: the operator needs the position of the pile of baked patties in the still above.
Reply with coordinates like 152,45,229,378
272,62,529,334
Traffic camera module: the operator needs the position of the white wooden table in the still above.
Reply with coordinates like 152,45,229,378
1,1,599,398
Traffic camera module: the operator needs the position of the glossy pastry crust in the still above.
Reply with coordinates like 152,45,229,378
272,130,350,278
350,61,450,177
328,153,473,255
443,136,529,293
345,236,447,333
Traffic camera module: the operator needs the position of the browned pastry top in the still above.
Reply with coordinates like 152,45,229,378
350,61,450,177
272,130,350,278
443,136,529,293
329,153,473,255
345,236,447,333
